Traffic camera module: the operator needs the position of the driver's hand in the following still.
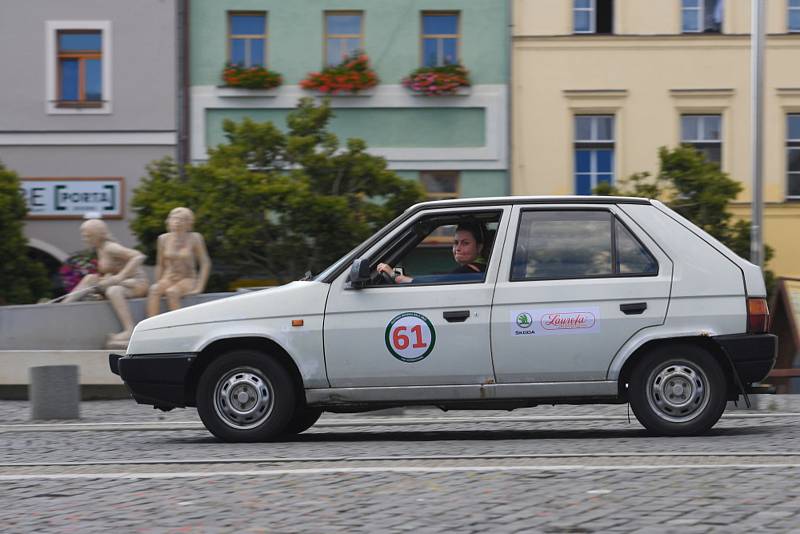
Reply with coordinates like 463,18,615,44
376,263,393,275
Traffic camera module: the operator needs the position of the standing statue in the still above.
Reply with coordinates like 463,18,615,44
62,219,149,343
147,207,211,317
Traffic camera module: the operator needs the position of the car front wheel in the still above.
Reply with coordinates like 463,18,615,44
196,350,296,442
629,344,727,436
285,406,323,435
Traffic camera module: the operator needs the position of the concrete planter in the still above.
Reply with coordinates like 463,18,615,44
309,88,376,97
215,86,280,98
408,87,472,97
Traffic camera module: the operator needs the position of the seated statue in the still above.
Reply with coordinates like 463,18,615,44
62,219,148,343
147,207,211,317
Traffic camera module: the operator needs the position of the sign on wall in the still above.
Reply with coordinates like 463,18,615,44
20,178,124,219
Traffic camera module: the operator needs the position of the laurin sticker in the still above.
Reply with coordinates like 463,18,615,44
510,307,600,336
385,312,436,362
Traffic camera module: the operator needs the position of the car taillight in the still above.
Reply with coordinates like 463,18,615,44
747,298,769,334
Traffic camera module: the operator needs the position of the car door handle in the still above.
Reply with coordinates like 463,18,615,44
443,310,470,322
620,302,647,315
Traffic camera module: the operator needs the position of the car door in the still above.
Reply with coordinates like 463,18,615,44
324,206,511,387
491,204,673,382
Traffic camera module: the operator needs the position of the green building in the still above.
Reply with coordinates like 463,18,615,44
189,0,510,199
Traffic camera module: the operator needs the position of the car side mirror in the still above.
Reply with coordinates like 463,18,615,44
347,258,372,289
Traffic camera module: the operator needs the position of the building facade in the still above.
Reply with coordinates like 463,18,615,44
0,0,176,266
189,0,509,200
513,0,800,276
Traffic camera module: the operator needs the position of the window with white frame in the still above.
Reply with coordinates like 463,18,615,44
421,12,459,67
790,0,800,32
574,115,615,195
788,114,800,198
46,21,111,114
682,0,723,33
681,114,722,167
57,30,102,106
573,0,613,34
325,11,363,66
228,12,267,67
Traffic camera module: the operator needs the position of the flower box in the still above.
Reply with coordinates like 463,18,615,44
215,86,279,98
300,52,379,95
222,64,283,90
402,64,471,96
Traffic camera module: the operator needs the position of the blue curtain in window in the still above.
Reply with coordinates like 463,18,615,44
575,149,613,195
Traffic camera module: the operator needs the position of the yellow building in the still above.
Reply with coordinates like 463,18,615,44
513,0,800,276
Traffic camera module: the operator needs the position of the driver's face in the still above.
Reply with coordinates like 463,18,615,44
453,230,481,265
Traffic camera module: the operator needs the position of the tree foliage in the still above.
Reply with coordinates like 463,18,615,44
595,145,774,291
0,162,50,304
132,98,425,284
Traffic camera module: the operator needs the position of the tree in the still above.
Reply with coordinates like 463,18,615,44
132,98,425,284
596,145,775,292
0,161,50,304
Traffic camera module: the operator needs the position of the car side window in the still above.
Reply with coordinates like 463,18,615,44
370,211,502,286
615,219,658,275
510,210,658,281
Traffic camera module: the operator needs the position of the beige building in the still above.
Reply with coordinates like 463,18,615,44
513,0,800,277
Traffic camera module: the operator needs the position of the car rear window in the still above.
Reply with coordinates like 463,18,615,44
511,210,658,281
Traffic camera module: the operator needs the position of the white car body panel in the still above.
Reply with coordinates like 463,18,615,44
491,204,673,382
647,201,766,297
126,281,330,388
323,206,512,387
606,296,747,380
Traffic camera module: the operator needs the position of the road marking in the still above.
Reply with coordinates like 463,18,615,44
1,463,800,481
0,411,796,433
4,451,800,468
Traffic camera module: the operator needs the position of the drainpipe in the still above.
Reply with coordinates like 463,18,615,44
176,0,190,178
506,0,514,196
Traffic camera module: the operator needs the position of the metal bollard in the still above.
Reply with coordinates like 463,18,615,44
29,365,80,420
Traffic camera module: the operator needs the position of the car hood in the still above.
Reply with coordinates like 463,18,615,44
133,281,330,332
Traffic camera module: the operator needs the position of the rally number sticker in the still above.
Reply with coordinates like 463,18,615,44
385,312,436,362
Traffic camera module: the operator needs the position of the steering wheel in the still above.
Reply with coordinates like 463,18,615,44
369,269,396,285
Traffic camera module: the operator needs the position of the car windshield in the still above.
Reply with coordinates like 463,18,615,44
312,209,412,282
311,244,361,282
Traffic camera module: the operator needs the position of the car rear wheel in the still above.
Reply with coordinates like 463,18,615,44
629,344,727,436
285,406,323,435
196,350,296,442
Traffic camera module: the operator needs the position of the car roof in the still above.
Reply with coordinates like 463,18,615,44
406,195,653,213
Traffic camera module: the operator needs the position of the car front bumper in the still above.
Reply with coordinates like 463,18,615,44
714,333,778,384
109,352,196,409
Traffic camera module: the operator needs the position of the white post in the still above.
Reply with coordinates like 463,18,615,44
750,0,766,268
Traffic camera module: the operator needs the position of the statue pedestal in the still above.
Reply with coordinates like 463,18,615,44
0,292,235,399
0,292,234,350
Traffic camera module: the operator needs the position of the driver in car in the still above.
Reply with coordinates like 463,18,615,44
376,222,486,284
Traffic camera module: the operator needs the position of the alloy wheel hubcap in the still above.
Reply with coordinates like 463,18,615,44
213,367,273,430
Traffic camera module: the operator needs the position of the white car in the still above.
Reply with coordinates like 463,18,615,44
111,196,777,441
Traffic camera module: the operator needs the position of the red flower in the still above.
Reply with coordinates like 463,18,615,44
300,50,379,94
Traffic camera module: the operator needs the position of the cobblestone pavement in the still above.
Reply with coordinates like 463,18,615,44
1,398,799,532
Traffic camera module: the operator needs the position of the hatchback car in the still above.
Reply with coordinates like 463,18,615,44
111,196,777,441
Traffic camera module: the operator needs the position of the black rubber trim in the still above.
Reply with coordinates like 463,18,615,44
109,353,123,376
117,353,197,408
713,334,778,384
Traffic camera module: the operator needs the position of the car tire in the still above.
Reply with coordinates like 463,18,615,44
196,350,296,442
285,406,323,435
628,344,727,436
